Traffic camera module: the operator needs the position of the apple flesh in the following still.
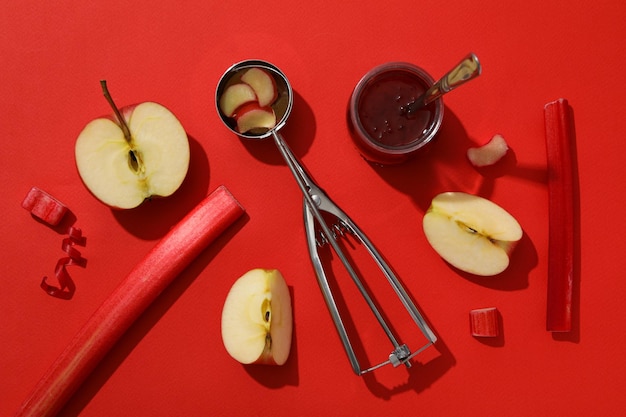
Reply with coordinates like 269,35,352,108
75,101,190,209
422,192,522,276
221,268,293,365
218,83,258,117
467,134,509,167
240,67,278,107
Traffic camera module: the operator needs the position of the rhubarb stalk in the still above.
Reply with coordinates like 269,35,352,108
14,185,245,417
544,98,576,332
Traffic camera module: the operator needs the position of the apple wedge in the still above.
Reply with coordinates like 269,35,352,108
218,83,258,117
422,192,522,276
234,103,277,134
467,134,509,167
221,268,293,365
241,68,278,107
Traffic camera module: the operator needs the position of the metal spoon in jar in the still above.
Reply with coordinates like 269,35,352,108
403,52,482,115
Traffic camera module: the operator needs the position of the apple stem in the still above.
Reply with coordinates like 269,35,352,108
100,80,132,144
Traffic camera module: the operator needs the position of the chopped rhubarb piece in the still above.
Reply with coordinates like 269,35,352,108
21,187,68,226
470,307,499,337
14,185,244,417
544,99,576,332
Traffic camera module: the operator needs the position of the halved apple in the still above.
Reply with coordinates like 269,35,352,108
241,68,278,107
75,101,190,209
422,192,522,276
221,268,293,365
234,103,276,133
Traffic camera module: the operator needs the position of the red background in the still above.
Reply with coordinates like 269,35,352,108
2,1,625,416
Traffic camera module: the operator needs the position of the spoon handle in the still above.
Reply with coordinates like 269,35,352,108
410,53,482,111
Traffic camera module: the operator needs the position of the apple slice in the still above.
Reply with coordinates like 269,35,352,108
234,103,277,133
218,83,258,117
241,68,278,107
75,83,190,209
467,134,509,167
221,268,293,365
422,192,522,276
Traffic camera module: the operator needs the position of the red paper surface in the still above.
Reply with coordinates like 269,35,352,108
2,1,625,416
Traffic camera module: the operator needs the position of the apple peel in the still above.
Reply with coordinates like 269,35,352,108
467,134,509,167
14,185,245,417
544,98,576,332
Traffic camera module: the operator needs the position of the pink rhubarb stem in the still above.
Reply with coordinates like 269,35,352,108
544,99,576,332
14,185,245,417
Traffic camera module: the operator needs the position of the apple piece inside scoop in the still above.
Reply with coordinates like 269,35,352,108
422,192,522,276
218,83,258,117
234,103,277,134
75,102,190,209
221,268,293,365
241,68,278,107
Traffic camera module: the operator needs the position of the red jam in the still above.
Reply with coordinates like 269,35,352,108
348,63,443,165
357,72,436,147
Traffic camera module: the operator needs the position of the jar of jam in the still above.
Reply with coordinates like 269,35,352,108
348,62,444,165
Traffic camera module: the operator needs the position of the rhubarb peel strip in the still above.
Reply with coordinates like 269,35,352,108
40,227,87,299
15,185,245,417
544,99,576,332
40,257,79,300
